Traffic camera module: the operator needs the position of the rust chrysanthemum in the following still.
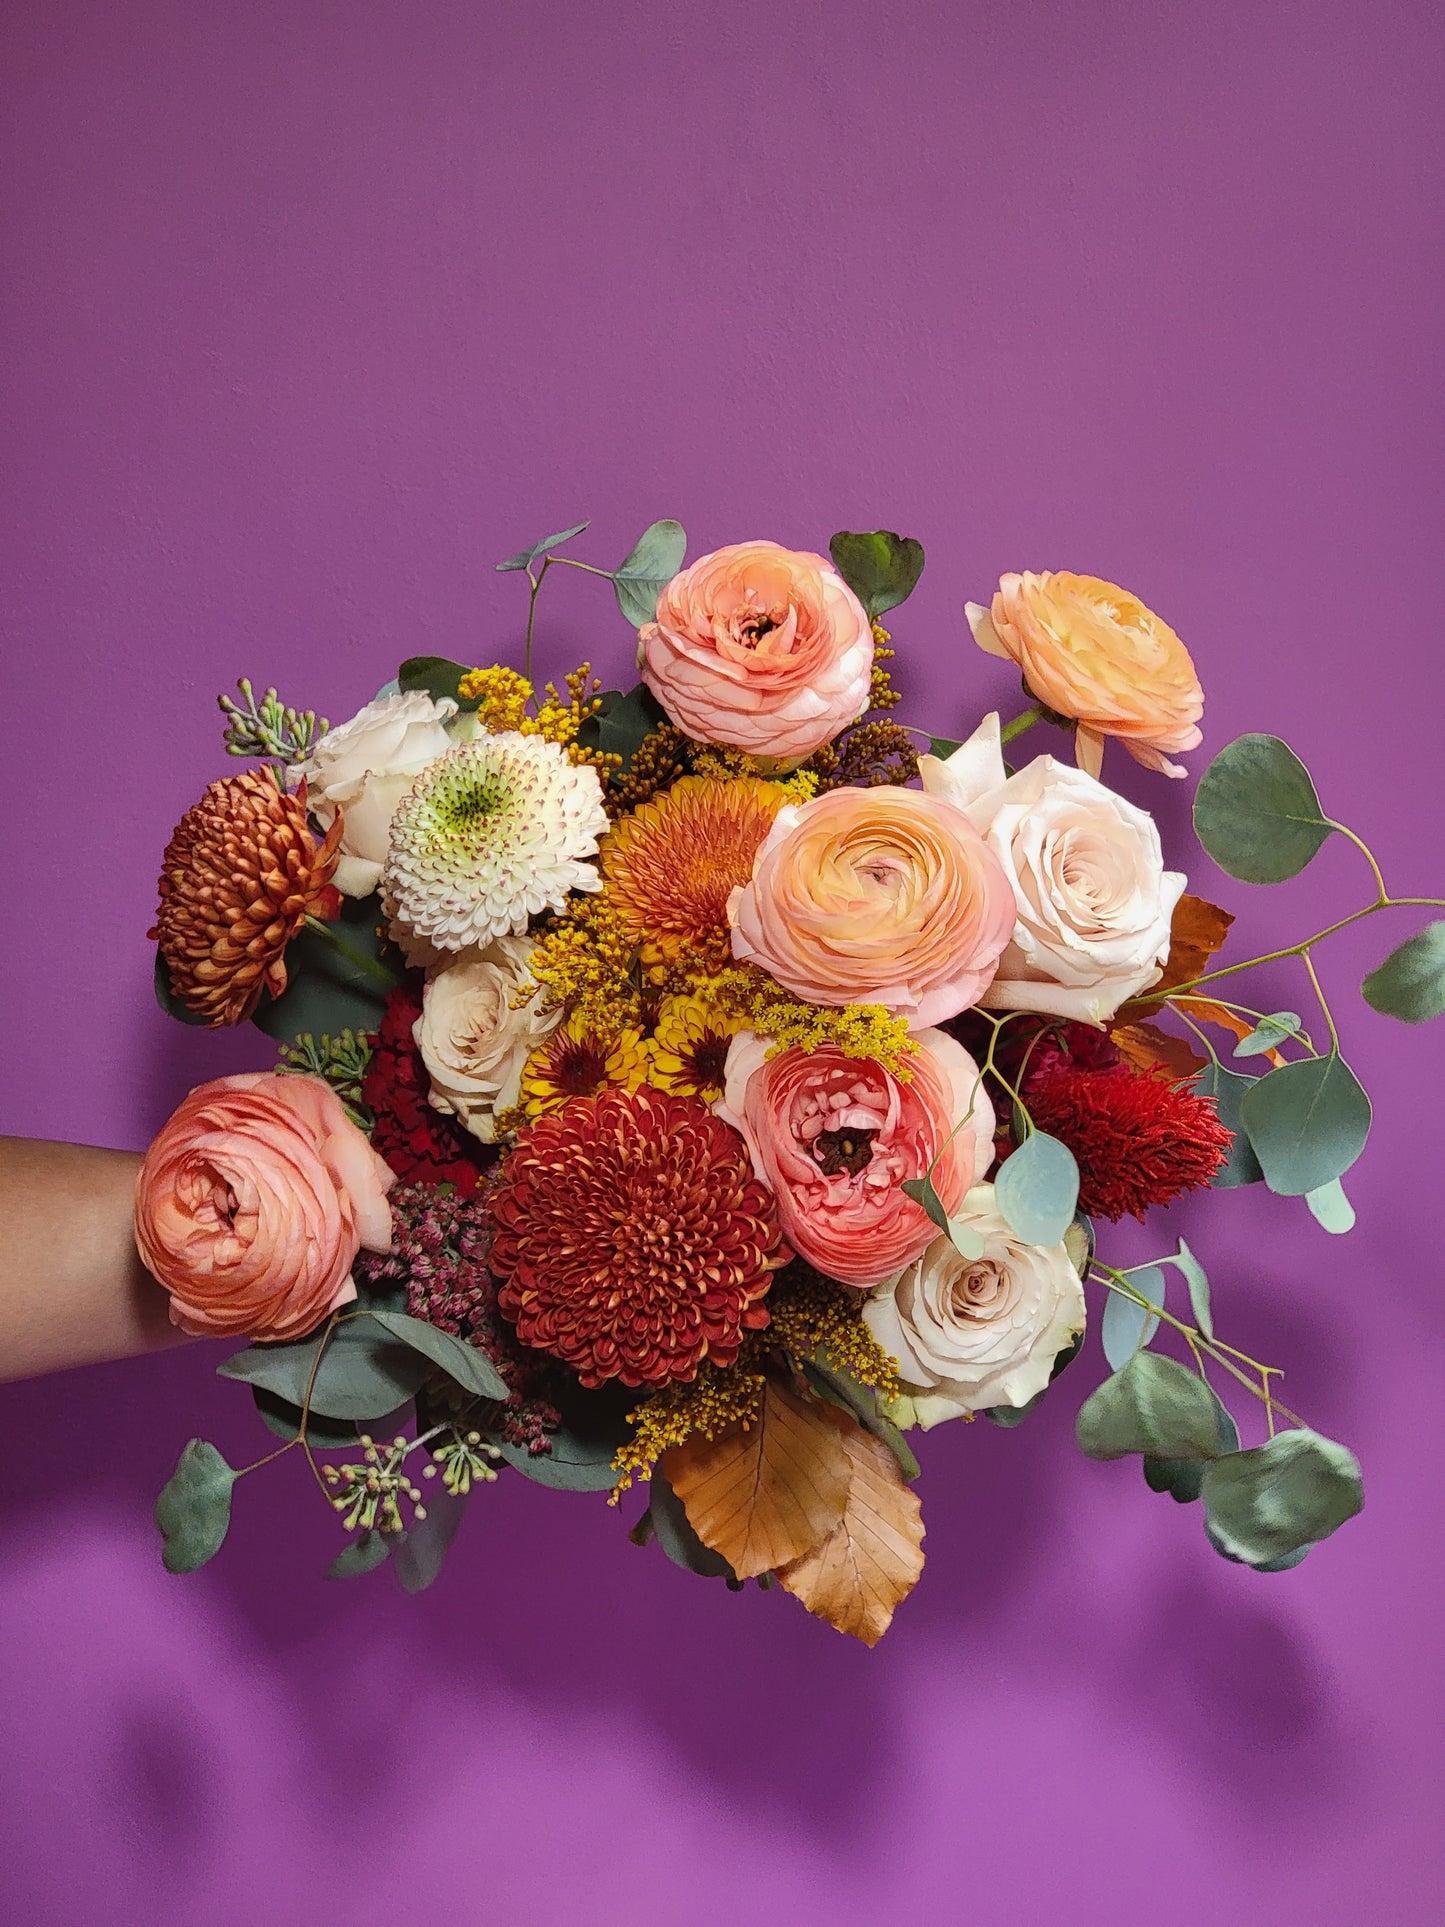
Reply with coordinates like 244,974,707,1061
490,1085,787,1388
1021,1063,1232,1221
599,774,784,974
151,769,342,1026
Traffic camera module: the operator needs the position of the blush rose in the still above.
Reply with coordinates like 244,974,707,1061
415,936,562,1143
297,689,458,896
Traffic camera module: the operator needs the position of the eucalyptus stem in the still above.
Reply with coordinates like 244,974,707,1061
999,704,1045,746
302,916,400,993
1300,948,1339,1054
545,555,615,580
523,557,551,684
1167,894,1445,1000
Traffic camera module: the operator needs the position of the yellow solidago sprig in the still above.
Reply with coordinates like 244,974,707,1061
524,894,643,1036
456,661,622,787
705,963,916,1074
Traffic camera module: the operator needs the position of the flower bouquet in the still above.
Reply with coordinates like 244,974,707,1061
140,523,1442,1640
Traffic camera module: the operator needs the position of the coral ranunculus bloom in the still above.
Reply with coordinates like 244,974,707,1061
638,540,874,761
718,1028,994,1290
969,571,1204,778
728,785,1016,1027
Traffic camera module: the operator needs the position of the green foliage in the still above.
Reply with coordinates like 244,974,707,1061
250,897,394,1048
828,529,926,620
218,1316,436,1422
926,734,962,760
398,655,476,708
1143,1389,1240,1503
613,519,687,627
495,521,590,572
251,1387,361,1450
495,1390,632,1492
1238,1052,1372,1197
153,950,211,1027
1101,1266,1165,1370
392,1486,471,1593
1169,1238,1213,1339
576,681,670,768
325,1530,393,1580
984,1327,1084,1428
1201,1428,1363,1568
1076,1353,1226,1462
155,1439,236,1574
802,1352,921,1482
1193,733,1334,883
647,1471,737,1580
1193,1059,1264,1187
1361,921,1445,1022
368,1310,509,1401
994,1131,1079,1247
900,1173,984,1259
1233,1011,1302,1057
1305,1177,1356,1234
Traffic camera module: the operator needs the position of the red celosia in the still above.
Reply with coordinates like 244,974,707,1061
1022,1063,1232,1221
490,1085,786,1388
361,981,496,1194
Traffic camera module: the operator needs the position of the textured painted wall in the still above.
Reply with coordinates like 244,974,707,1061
2,2,1442,1921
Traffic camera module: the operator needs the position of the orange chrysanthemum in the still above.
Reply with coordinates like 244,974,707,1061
490,1086,786,1388
152,769,342,1026
599,774,784,973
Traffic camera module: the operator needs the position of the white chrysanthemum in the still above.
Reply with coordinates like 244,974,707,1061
380,733,608,954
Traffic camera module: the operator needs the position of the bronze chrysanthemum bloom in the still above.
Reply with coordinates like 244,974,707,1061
151,769,343,1026
490,1085,787,1388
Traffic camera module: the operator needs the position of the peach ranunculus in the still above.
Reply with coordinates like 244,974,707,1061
638,540,874,761
134,1072,395,1341
968,570,1204,778
727,786,1016,1027
718,1028,994,1289
920,714,1187,1023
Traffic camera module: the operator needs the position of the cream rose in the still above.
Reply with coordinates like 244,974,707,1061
863,1184,1085,1425
415,937,562,1142
297,690,458,895
920,714,1185,1024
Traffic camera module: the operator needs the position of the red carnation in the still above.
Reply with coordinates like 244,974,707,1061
361,981,496,1194
490,1085,787,1388
1021,1062,1232,1222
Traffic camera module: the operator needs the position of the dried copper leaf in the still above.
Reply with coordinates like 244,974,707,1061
1186,997,1286,1067
1110,1020,1207,1082
661,1379,851,1580
1132,894,1234,1013
775,1413,926,1647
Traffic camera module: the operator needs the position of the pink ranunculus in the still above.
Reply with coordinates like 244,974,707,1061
718,1028,994,1289
727,785,1016,1027
638,540,874,761
134,1072,395,1342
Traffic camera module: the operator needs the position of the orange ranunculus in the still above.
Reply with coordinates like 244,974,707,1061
638,540,874,761
134,1072,394,1341
718,1028,994,1289
727,785,1015,1028
969,571,1204,778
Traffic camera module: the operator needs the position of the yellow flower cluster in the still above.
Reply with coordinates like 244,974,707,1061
706,964,916,1074
765,1266,902,1402
688,741,821,805
868,624,902,712
610,1363,767,1500
524,896,643,1036
605,724,689,816
455,662,622,783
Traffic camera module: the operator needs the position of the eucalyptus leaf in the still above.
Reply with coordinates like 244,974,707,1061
494,1396,629,1492
1239,1052,1372,1197
1170,1238,1213,1339
613,519,687,626
1361,922,1445,1023
648,1471,736,1579
1201,1429,1362,1568
1063,1214,1096,1281
1194,1059,1264,1187
1305,1177,1356,1234
249,896,394,1047
1233,1011,1302,1058
828,530,926,620
575,682,669,768
900,1173,951,1234
155,1439,236,1574
397,655,473,707
927,734,962,760
251,1387,361,1450
1101,1266,1166,1370
1193,734,1334,884
994,1132,1079,1247
325,1530,393,1580
495,521,589,572
1143,1390,1239,1503
1075,1352,1225,1462
368,1311,509,1401
392,1486,471,1593
1207,1528,1313,1572
218,1317,436,1421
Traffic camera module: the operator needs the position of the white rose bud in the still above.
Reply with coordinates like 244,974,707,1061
920,714,1185,1024
863,1184,1086,1426
298,690,458,896
414,937,561,1143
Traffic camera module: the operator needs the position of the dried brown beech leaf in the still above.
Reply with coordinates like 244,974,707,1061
1111,1020,1207,1082
1132,893,1234,1013
1186,997,1286,1067
662,1380,851,1580
775,1414,926,1646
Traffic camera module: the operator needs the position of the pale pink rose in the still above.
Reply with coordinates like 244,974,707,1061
718,1028,994,1289
728,785,1015,1027
968,570,1203,778
297,690,458,896
920,715,1187,1023
134,1072,395,1342
638,540,874,761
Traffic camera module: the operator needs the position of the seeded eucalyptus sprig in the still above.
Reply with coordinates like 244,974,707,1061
219,677,328,763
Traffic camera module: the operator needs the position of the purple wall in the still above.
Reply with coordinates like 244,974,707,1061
3,2,1442,1920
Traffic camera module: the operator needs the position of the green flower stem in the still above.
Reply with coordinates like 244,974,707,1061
298,1313,341,1505
234,1439,299,1479
546,555,615,579
1325,819,1390,905
1300,948,1339,1055
523,557,551,685
301,916,400,993
999,704,1045,746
